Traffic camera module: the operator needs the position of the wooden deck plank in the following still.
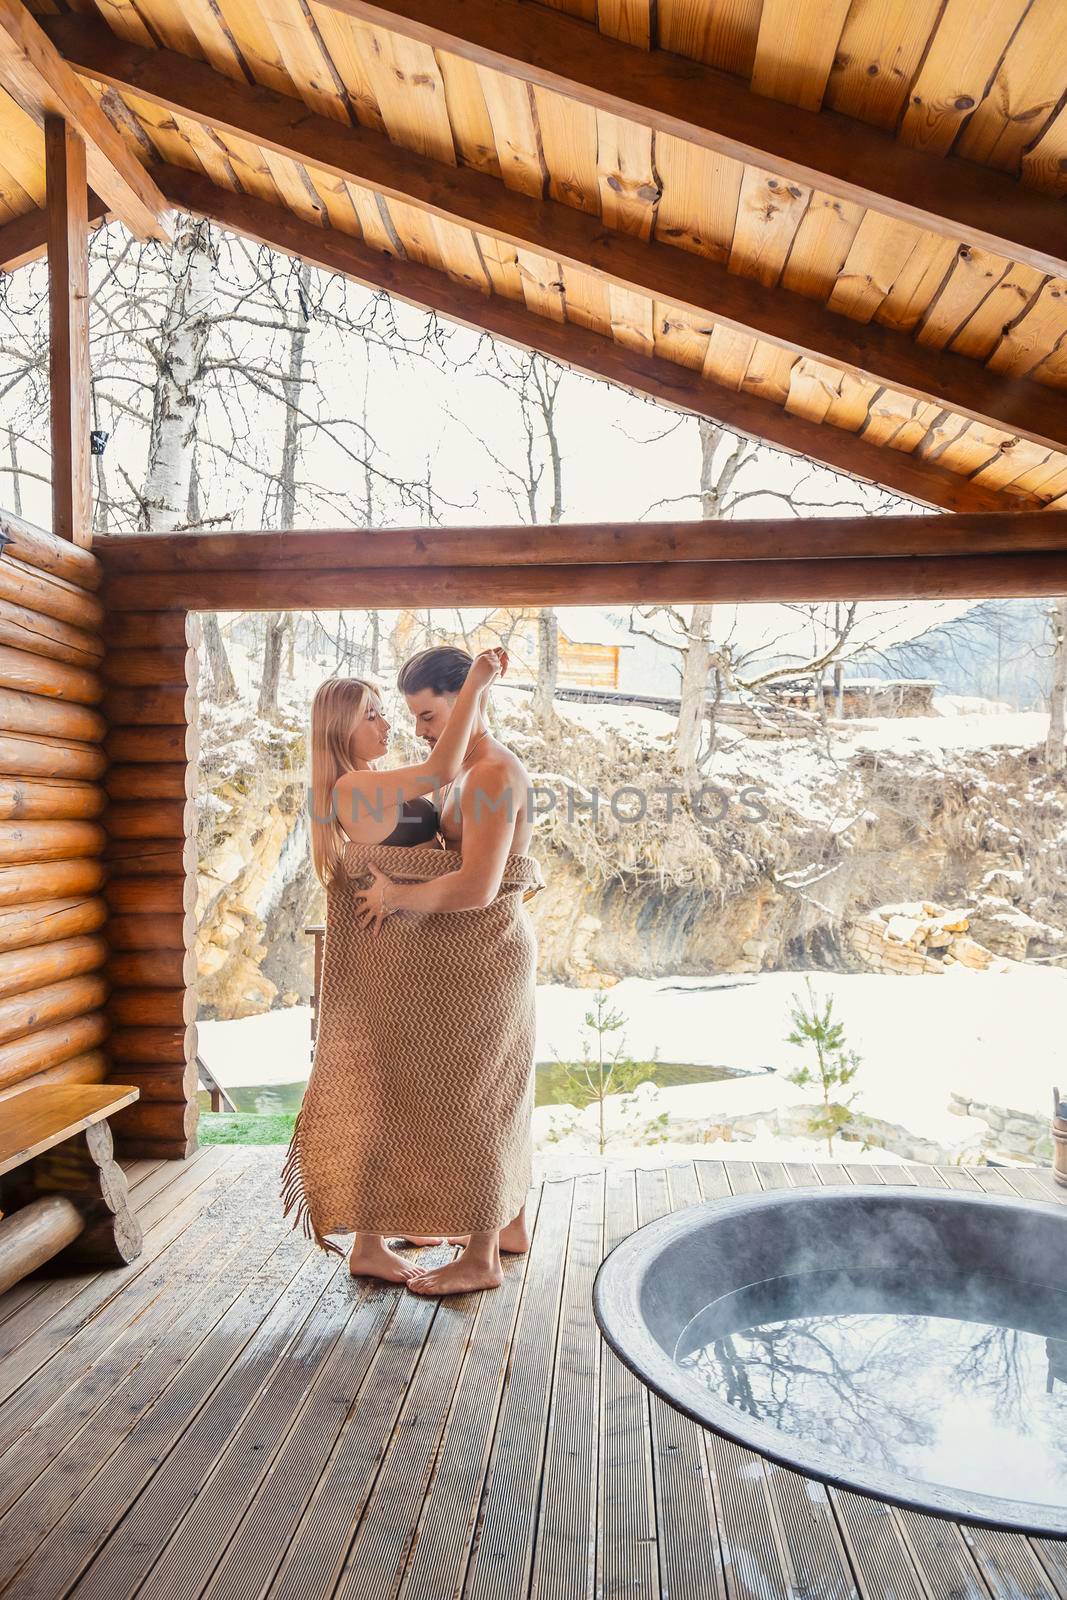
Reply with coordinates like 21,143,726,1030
0,1146,260,1403
461,1176,573,1600
638,1166,726,1600
3,1207,329,1598
398,1189,544,1600
530,1172,603,1600
261,1255,453,1600
0,1153,290,1532
598,1167,658,1600
0,1171,321,1593
131,1257,387,1600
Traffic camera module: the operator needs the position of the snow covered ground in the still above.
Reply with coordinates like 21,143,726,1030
199,963,1066,1173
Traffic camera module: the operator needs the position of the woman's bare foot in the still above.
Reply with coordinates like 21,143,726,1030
396,1236,446,1247
408,1255,503,1296
348,1234,420,1283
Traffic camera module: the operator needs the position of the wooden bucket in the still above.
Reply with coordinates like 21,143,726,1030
1054,1087,1067,1189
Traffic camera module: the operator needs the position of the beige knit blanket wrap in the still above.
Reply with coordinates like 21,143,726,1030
281,842,544,1254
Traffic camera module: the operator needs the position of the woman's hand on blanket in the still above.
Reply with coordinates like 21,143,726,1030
353,865,397,935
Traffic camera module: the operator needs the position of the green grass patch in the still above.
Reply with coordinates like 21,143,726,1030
199,1111,296,1145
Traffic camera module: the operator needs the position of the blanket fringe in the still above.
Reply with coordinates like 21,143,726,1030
279,1110,346,1259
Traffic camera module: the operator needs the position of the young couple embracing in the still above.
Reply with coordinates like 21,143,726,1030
282,644,542,1298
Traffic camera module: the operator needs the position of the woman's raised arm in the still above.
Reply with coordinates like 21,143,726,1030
333,647,505,841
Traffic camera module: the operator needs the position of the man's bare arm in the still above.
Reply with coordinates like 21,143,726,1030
378,761,518,914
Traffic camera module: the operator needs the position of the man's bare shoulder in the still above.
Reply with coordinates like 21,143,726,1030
471,740,529,786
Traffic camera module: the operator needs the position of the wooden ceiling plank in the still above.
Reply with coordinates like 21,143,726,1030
476,228,523,297
1021,104,1067,197
257,0,353,122
0,90,46,204
596,0,650,51
955,0,1065,175
750,0,851,113
738,339,796,405
0,0,170,240
608,282,654,355
346,177,395,249
308,3,385,131
533,84,599,214
701,324,756,389
825,0,943,130
560,260,611,334
899,0,1031,157
658,0,762,77
356,20,456,159
987,276,1067,378
117,85,209,176
915,245,1011,349
970,437,1054,491
436,49,499,174
827,210,923,322
47,19,1067,452
260,147,329,223
516,245,565,321
156,161,1025,512
728,165,810,288
316,0,1067,275
90,0,155,49
213,126,289,205
305,160,363,233
213,0,300,96
948,260,1046,361
779,190,864,300
653,300,711,371
431,210,492,290
653,134,742,263
595,111,656,240
823,368,878,433
860,389,941,452
871,233,959,334
928,417,1019,478
476,65,542,198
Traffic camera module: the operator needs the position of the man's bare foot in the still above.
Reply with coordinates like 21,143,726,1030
445,1209,531,1255
408,1255,503,1296
348,1236,420,1283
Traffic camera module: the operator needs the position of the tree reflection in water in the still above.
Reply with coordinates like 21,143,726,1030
678,1271,1067,1490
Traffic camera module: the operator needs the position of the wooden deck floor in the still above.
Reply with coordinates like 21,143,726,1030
0,1147,1065,1599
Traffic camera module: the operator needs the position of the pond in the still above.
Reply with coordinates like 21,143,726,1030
207,1059,741,1117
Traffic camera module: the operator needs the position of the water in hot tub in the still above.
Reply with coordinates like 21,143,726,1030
676,1268,1067,1507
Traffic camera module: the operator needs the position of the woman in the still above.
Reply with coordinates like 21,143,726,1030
304,645,506,1283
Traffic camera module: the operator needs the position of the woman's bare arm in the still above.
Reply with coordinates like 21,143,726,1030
333,649,503,842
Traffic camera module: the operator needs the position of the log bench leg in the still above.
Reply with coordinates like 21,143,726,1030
0,1119,143,1287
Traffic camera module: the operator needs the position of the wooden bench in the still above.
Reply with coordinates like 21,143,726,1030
0,1083,143,1294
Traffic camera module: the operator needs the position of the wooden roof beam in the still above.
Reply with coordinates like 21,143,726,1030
0,0,171,242
157,163,1025,516
320,0,1067,280
43,19,1067,457
0,192,109,273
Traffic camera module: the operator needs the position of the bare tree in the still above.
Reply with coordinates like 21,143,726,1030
1047,596,1067,770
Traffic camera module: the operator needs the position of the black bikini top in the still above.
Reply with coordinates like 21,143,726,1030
379,795,440,847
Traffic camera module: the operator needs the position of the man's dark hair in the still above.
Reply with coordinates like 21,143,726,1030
397,645,473,697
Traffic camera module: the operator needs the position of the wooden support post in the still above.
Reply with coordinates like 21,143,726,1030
45,117,91,550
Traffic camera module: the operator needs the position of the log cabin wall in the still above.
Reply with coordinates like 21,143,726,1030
101,605,201,1159
0,513,110,1111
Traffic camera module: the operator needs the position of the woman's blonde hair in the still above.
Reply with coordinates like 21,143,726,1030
309,676,379,887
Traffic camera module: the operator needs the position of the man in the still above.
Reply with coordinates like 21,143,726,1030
351,645,538,1296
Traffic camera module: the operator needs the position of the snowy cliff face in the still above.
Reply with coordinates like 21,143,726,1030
194,695,1067,1017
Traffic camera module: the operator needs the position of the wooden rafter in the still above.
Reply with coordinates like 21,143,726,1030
0,0,170,242
45,19,1067,457
158,165,1025,516
320,0,1067,280
0,191,108,274
46,119,92,548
